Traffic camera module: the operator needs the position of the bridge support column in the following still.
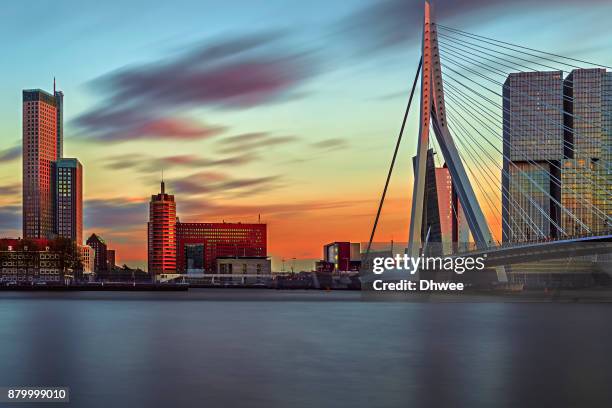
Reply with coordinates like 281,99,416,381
407,1,507,282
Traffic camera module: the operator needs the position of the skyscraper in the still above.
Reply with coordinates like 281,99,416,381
148,180,177,275
23,89,60,239
55,158,83,244
562,68,612,236
502,71,564,243
502,69,611,242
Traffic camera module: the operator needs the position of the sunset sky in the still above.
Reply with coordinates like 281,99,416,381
1,0,611,270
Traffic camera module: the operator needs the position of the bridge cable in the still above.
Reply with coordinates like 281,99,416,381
363,58,422,267
445,105,548,240
442,69,611,227
436,24,612,71
440,66,610,228
442,86,573,235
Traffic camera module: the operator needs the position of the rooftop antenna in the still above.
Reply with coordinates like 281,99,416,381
258,214,261,223
53,77,56,94
160,169,165,194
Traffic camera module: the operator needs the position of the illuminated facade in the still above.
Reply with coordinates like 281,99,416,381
80,245,95,274
147,181,177,275
176,222,266,273
502,71,564,243
23,89,59,239
502,69,611,242
0,239,65,283
55,158,83,244
322,242,360,271
562,69,612,236
504,162,556,242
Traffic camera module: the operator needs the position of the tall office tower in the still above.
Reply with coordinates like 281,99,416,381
148,180,177,276
562,69,612,236
86,233,108,274
23,89,59,239
414,149,469,255
55,158,83,244
501,71,564,243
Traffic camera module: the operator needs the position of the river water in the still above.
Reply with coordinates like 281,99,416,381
0,289,610,407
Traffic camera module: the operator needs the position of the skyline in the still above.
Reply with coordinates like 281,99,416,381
2,1,612,269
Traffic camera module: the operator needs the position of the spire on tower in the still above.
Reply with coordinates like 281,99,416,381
161,169,165,194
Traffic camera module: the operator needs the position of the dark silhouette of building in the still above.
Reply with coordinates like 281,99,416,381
107,249,116,270
86,233,108,274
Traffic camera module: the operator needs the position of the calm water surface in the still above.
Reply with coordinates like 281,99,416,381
0,289,611,408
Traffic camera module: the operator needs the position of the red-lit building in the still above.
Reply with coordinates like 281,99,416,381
322,242,361,272
147,181,176,275
176,222,267,273
23,89,59,239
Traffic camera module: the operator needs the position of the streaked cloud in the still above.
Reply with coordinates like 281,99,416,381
178,197,370,220
103,152,258,174
216,132,299,154
310,138,348,151
0,145,21,163
73,31,318,143
0,204,20,231
172,172,283,196
76,110,225,142
0,183,20,196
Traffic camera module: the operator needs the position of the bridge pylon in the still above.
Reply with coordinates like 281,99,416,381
407,1,507,282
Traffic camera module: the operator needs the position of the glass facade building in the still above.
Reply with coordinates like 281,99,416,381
502,69,611,242
502,71,564,243
562,69,611,236
55,158,83,244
